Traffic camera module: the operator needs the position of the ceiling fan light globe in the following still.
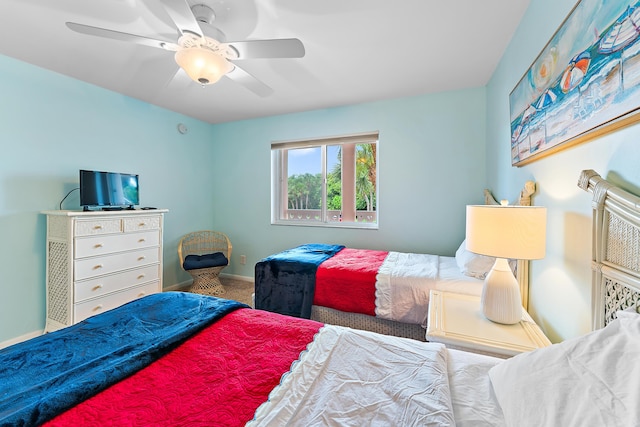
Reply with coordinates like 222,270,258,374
174,47,232,85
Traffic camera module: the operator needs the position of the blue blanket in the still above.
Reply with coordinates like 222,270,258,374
254,243,345,318
0,292,247,426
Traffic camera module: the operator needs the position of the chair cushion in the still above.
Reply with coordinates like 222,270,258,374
183,252,229,270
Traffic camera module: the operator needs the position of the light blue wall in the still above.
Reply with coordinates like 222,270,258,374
0,53,489,344
210,89,488,277
6,2,638,346
487,0,640,342
0,55,218,343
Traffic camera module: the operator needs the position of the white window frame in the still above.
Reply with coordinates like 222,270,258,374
271,132,379,229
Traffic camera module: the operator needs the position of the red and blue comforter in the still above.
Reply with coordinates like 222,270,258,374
255,244,388,318
0,292,322,426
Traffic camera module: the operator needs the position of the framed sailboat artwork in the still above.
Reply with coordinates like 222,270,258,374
509,0,640,166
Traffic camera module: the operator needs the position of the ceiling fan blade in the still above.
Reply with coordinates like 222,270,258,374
225,65,273,97
165,67,193,90
66,22,178,51
228,38,305,59
128,57,181,97
159,0,203,38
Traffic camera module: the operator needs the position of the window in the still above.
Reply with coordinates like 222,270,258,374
271,132,378,229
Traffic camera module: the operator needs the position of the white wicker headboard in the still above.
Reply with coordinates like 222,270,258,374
578,169,640,330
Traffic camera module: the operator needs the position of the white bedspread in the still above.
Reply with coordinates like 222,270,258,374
248,326,456,427
447,349,506,426
375,252,439,324
375,253,483,325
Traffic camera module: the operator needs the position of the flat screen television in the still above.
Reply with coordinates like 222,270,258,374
79,169,139,210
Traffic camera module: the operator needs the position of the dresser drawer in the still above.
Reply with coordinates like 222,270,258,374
74,282,160,322
75,230,160,259
75,218,122,236
74,247,160,280
74,264,160,302
123,215,161,232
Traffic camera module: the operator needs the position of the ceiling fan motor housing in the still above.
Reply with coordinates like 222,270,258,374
191,4,216,25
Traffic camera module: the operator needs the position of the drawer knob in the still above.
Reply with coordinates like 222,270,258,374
94,243,104,248
138,292,147,297
139,222,146,227
92,284,103,291
94,225,103,230
138,238,146,243
93,264,104,270
93,304,103,312
137,274,146,280
138,256,146,261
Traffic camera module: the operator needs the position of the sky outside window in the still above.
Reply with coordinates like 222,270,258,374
287,146,339,176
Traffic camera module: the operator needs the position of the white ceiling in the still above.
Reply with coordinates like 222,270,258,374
0,0,530,124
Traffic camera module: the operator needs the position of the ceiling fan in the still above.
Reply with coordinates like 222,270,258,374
65,0,305,97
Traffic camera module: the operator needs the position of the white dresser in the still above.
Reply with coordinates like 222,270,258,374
42,209,168,332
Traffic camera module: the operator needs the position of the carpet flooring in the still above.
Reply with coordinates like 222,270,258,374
217,277,255,307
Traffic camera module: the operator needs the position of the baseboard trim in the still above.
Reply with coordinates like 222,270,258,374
220,273,254,283
163,274,254,292
164,280,192,292
1,330,42,349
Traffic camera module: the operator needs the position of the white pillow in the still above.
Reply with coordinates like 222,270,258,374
488,310,640,427
455,240,496,279
618,305,640,335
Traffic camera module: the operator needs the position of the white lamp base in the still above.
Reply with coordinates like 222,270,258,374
481,258,522,324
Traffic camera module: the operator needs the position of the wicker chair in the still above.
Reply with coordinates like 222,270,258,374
178,231,232,296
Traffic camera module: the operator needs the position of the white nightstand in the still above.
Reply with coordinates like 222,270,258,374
426,290,551,358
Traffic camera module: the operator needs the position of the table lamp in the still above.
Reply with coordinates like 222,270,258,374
465,204,547,324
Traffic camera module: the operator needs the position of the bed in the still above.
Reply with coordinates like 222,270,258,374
254,183,536,341
1,169,638,426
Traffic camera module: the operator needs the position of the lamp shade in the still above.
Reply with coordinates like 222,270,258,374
174,47,232,85
465,205,546,260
